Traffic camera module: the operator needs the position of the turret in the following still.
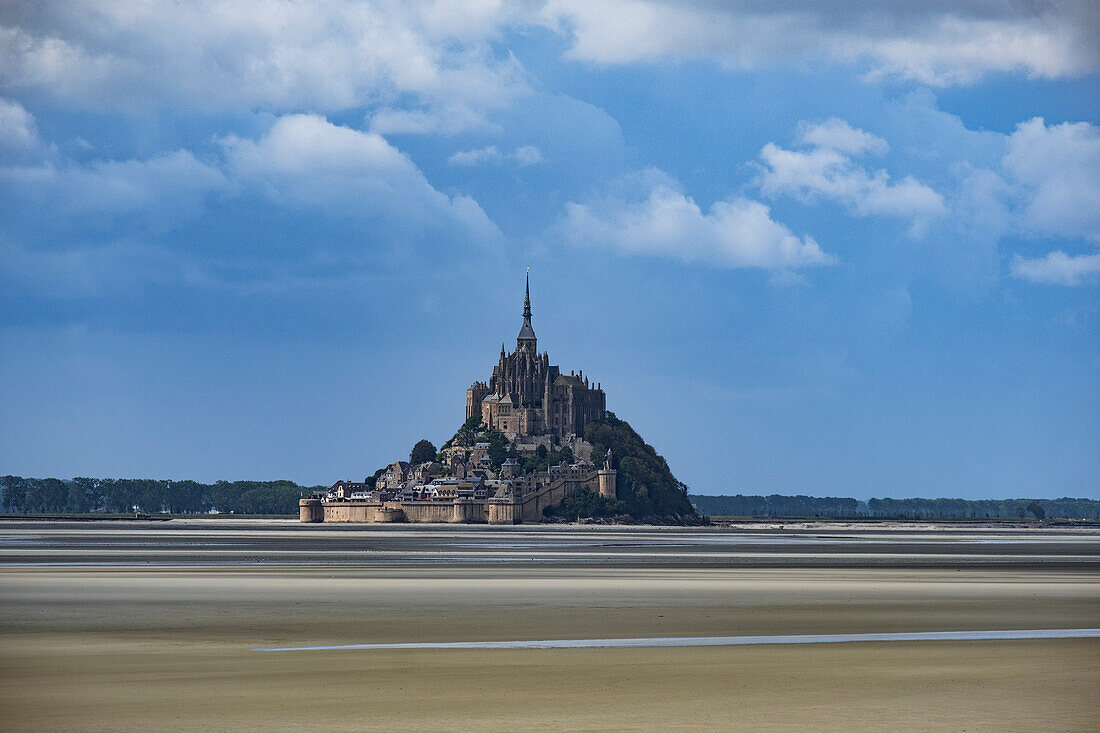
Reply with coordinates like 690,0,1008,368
598,447,617,499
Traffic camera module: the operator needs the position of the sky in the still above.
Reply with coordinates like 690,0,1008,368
1,1,1098,499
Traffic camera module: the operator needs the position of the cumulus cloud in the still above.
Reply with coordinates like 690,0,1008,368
986,117,1100,286
0,97,39,154
560,169,833,270
543,0,1099,85
1,113,500,281
0,149,232,238
2,0,1093,132
1003,118,1100,242
1011,252,1100,286
0,0,528,122
758,119,945,227
448,144,543,166
219,114,501,242
796,118,888,157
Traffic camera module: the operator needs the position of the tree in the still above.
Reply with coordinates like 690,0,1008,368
483,429,510,468
584,413,695,518
69,477,102,513
1026,501,1046,520
448,414,483,448
25,478,68,513
410,439,438,465
1,476,28,512
365,467,386,489
544,487,624,520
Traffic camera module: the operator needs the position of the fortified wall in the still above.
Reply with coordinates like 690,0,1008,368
300,466,612,524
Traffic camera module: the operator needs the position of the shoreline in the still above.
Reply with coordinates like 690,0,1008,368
2,513,1098,530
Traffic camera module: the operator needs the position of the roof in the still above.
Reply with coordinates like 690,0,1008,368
517,320,536,341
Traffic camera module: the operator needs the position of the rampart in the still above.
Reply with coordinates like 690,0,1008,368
310,469,602,524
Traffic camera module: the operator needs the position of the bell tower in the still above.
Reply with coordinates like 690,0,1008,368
516,268,537,353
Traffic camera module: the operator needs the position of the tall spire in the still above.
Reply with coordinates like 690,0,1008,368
516,267,537,351
523,267,531,320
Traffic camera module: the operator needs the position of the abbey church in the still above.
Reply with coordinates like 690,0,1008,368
303,273,617,524
466,274,606,440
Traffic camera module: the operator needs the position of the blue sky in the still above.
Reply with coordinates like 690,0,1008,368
1,1,1097,499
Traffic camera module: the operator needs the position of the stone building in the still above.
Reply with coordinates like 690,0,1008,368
466,274,606,440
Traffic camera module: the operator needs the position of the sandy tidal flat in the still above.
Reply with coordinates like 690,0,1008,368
0,523,1098,731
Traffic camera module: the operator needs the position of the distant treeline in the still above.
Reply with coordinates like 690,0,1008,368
689,494,1100,520
0,476,324,515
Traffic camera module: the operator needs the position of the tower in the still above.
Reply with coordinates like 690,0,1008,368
516,268,537,353
597,448,617,500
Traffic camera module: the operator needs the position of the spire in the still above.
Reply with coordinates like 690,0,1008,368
523,267,531,320
516,266,537,351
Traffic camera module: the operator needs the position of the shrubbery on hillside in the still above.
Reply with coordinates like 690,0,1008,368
584,413,695,518
543,487,624,520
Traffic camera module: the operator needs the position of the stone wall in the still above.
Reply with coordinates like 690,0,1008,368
315,470,598,524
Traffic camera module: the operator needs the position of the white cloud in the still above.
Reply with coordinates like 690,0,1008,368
220,114,500,241
797,118,887,157
1011,252,1100,286
369,105,500,137
560,169,833,270
0,97,39,153
986,117,1100,286
448,144,543,166
63,152,231,223
2,0,1092,132
1003,118,1100,242
1,113,500,263
0,1,529,122
513,145,543,165
449,145,504,166
542,1,1098,85
758,119,945,226
0,149,232,234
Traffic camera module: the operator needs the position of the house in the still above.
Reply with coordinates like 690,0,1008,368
377,461,410,490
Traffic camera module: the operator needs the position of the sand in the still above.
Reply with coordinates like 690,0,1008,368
1,524,1098,730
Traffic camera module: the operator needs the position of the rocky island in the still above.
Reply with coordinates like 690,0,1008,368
302,274,696,524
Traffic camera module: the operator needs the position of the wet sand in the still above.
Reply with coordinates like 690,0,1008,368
2,519,1098,568
1,523,1098,730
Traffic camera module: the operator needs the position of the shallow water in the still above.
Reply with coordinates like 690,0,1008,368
254,627,1100,652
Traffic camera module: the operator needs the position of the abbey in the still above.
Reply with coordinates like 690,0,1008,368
301,273,617,524
466,274,606,441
